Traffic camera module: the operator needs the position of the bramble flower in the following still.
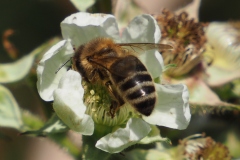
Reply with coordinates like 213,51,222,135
37,12,190,154
177,134,231,160
155,9,206,77
205,21,240,87
154,10,240,112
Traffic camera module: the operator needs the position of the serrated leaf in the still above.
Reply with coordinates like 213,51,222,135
0,54,35,83
0,85,23,130
70,0,96,11
21,114,69,136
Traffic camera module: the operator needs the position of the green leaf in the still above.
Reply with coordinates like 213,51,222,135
114,149,148,160
145,149,173,160
0,37,61,83
0,54,35,83
21,114,69,136
70,0,96,11
109,148,173,160
139,125,171,145
21,110,44,131
0,84,23,130
232,79,240,97
212,82,238,101
225,130,240,158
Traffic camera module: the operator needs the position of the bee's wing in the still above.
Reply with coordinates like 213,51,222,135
89,55,140,78
109,55,143,78
117,43,173,53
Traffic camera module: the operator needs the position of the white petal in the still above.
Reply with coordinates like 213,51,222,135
37,40,74,101
61,12,120,47
121,14,161,43
138,50,164,78
121,14,163,78
143,84,191,130
206,22,240,69
206,22,240,57
70,0,95,11
96,118,151,153
53,70,94,135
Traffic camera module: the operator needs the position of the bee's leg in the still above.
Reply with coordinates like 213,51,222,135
105,81,124,118
109,100,119,118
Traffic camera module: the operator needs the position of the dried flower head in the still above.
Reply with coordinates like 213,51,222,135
154,9,207,77
177,134,231,160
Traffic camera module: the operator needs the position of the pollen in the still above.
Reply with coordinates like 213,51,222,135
90,90,95,95
82,81,133,126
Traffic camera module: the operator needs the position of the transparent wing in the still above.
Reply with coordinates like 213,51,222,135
89,43,172,77
117,43,173,53
89,55,141,78
109,55,141,77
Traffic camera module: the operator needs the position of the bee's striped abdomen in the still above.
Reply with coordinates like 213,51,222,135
110,56,156,116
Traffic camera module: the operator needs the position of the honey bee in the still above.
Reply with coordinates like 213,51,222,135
71,37,172,117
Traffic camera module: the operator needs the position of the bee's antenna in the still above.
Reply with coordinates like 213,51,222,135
55,58,71,74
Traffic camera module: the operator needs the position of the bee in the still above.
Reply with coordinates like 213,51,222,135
70,38,172,117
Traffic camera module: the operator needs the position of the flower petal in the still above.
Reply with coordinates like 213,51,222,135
37,40,73,101
121,14,163,78
138,50,164,78
206,22,240,67
61,12,120,47
53,70,94,135
95,118,151,153
121,14,161,43
143,84,191,130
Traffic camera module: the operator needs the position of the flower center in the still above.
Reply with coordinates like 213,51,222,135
155,9,206,77
82,81,134,126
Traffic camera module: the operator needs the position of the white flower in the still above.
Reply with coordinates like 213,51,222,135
205,22,240,87
37,12,191,153
206,22,240,69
